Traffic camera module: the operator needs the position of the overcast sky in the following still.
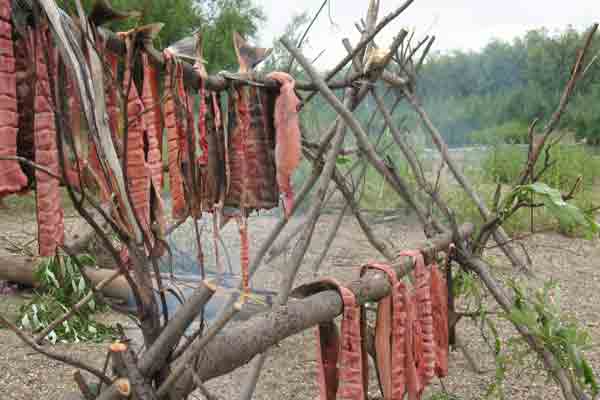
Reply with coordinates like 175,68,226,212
254,0,598,67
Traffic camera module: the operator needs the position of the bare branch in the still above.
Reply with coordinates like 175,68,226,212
0,314,112,385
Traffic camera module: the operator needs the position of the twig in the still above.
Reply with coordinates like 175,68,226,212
310,203,349,275
402,88,530,273
34,270,122,343
457,253,581,400
0,314,112,384
282,35,441,235
286,0,329,73
302,0,415,105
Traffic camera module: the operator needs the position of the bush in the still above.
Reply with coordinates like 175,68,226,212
447,158,600,238
18,255,117,344
481,144,527,184
482,143,600,190
470,120,531,145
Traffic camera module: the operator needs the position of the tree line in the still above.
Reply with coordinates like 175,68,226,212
57,0,265,73
416,26,600,147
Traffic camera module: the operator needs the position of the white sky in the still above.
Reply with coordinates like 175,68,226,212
254,0,599,67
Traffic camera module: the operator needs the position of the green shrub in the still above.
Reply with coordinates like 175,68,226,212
481,144,527,185
470,120,531,145
18,255,117,344
482,143,600,190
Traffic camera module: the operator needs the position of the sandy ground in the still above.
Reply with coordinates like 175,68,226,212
1,199,600,400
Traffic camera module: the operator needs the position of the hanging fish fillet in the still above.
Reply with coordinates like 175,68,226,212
236,215,250,298
430,262,449,377
199,90,225,211
225,33,279,211
265,71,301,217
405,288,420,400
226,86,280,211
163,52,186,219
33,26,64,256
292,279,369,400
399,250,436,400
141,52,166,244
228,87,251,208
361,263,408,400
184,86,202,218
141,52,164,191
197,80,208,167
0,0,28,197
413,257,436,392
123,38,152,241
15,34,35,190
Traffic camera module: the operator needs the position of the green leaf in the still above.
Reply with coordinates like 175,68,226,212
77,254,96,266
78,277,86,295
336,155,352,166
44,269,60,288
21,314,30,330
568,344,584,378
508,308,537,330
511,183,599,237
582,358,599,395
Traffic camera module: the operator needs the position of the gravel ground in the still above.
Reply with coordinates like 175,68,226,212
1,205,600,400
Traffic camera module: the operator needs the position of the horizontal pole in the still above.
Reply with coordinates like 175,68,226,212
98,28,373,93
169,223,473,397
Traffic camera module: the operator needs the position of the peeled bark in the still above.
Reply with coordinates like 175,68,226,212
86,39,113,201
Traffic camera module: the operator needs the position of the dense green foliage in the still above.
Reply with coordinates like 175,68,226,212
200,0,266,73
416,26,600,146
57,0,265,72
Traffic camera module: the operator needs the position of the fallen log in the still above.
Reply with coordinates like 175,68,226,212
0,249,130,299
0,250,275,309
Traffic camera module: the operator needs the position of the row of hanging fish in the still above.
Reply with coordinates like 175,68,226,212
0,0,302,297
0,0,66,256
292,251,449,400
